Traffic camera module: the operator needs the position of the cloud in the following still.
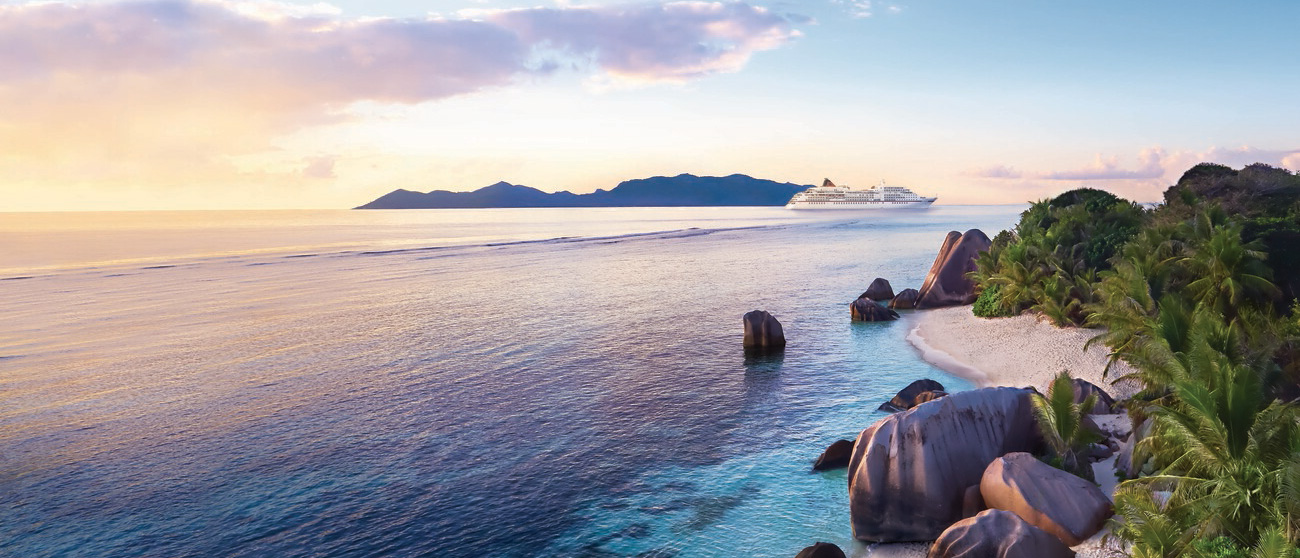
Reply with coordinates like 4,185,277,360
968,145,1300,203
1040,147,1167,180
302,156,336,179
966,164,1022,179
0,0,799,208
487,2,798,81
828,0,900,19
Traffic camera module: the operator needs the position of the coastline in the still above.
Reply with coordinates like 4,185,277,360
907,306,1140,400
880,305,1138,558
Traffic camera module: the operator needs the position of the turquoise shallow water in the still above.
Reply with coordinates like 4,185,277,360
1,206,1020,557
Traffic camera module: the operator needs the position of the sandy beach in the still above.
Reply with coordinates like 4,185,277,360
908,306,1140,400
859,306,1139,558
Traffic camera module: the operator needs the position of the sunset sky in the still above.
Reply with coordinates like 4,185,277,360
4,0,1299,210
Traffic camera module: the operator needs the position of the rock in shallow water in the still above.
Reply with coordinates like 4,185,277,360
860,277,895,300
980,452,1113,546
794,541,846,558
742,310,786,352
850,297,899,321
878,379,947,412
849,387,1041,542
813,439,855,471
889,288,920,309
929,509,1076,558
916,229,991,309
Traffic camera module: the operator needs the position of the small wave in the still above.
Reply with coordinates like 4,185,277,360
142,265,177,270
905,323,989,386
1,275,35,281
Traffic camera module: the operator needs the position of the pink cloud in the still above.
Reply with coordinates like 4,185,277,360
0,0,799,198
1040,147,1167,180
0,0,797,104
966,164,1022,179
487,2,797,81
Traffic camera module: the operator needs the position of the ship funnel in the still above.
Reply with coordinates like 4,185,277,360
822,178,836,188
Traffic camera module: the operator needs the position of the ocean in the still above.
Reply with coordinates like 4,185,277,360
0,206,1022,558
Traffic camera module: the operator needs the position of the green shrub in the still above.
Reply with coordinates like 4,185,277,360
972,283,1013,317
1190,536,1250,558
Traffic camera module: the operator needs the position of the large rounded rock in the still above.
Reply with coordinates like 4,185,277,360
878,379,947,412
890,288,921,309
795,542,846,558
1071,379,1117,414
743,310,786,351
929,509,1076,558
916,229,992,309
860,277,895,300
980,452,1113,546
813,439,854,471
851,298,899,322
848,387,1041,542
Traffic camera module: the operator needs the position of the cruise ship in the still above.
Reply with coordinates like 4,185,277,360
785,179,937,209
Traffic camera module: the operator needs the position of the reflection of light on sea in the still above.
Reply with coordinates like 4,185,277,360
2,205,1022,558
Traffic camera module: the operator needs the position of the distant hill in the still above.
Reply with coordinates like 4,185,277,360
354,174,811,209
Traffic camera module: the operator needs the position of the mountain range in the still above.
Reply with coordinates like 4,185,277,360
354,174,812,209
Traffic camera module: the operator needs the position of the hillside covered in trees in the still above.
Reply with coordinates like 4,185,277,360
969,163,1300,556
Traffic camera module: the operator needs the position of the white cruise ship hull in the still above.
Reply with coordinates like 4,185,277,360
785,199,936,210
784,179,936,210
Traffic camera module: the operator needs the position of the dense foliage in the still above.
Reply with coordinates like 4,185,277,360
969,188,1144,325
973,163,1300,556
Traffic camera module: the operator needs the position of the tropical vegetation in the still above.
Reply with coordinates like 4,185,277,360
971,163,1300,556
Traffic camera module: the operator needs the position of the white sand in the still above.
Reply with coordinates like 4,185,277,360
858,306,1139,557
907,306,1140,400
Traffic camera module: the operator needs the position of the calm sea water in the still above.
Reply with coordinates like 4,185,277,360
0,206,1021,558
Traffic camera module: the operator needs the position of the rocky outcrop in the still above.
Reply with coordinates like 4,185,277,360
1115,418,1153,479
743,310,786,351
1071,379,1117,414
813,439,855,471
848,387,1040,542
889,288,920,309
851,298,899,322
962,484,986,519
878,379,947,412
794,542,846,558
930,509,1076,558
915,390,948,406
860,278,895,300
916,229,992,309
980,452,1113,546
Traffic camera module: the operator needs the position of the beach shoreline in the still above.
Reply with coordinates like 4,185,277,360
858,305,1138,558
906,306,1139,400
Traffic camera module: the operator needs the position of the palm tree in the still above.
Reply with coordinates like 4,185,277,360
1030,371,1101,481
1115,341,1298,551
1180,220,1280,320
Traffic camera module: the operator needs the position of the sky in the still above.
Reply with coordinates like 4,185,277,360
2,0,1299,210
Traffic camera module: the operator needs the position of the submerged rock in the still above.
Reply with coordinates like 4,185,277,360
851,297,899,322
794,542,846,558
813,439,855,471
916,229,992,309
742,310,786,352
930,509,1076,558
980,452,1113,546
860,277,895,300
878,379,947,412
848,387,1040,542
889,288,920,309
